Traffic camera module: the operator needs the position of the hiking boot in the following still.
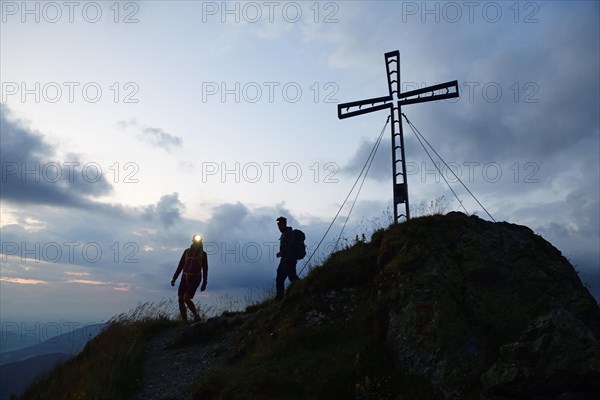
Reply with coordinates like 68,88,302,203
193,314,202,323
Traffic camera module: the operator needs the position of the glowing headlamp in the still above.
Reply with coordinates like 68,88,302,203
192,234,203,244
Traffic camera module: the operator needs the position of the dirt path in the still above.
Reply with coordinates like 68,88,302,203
134,322,235,400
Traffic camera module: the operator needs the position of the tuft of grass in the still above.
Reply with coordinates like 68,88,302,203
411,195,453,217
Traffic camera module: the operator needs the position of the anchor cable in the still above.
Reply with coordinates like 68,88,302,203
402,113,496,222
333,115,386,252
298,116,390,276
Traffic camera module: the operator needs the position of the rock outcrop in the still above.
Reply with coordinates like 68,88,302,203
481,308,600,399
378,212,600,399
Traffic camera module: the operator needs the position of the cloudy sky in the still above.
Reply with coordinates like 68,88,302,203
1,1,599,329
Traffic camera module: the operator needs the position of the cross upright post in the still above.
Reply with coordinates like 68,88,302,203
338,50,459,223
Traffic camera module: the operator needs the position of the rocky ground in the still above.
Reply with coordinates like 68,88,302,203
134,322,231,400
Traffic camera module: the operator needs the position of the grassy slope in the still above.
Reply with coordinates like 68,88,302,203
19,215,464,400
193,222,442,400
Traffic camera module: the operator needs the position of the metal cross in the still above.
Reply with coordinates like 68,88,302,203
338,50,459,222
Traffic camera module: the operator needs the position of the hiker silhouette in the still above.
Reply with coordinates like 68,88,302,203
171,234,208,323
275,216,300,300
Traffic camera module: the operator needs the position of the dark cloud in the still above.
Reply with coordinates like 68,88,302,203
409,7,599,165
156,193,185,227
0,105,113,208
205,202,250,233
203,202,295,243
143,193,185,228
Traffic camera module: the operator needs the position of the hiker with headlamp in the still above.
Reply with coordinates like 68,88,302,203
171,234,208,324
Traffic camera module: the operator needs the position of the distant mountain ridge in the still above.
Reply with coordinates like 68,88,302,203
0,323,104,365
1,329,42,353
0,353,73,400
0,323,104,399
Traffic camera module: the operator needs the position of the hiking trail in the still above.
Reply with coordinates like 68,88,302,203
134,315,245,400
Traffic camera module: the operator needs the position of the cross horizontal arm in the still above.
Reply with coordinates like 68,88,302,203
398,80,459,106
337,95,392,119
337,80,459,119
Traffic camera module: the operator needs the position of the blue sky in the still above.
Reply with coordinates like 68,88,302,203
1,1,599,329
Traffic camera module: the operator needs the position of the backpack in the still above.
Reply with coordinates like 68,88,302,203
291,229,306,260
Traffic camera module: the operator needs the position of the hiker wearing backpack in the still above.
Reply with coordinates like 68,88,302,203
171,234,208,323
275,216,304,300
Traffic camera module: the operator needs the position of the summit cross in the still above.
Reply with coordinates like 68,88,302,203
338,50,459,222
